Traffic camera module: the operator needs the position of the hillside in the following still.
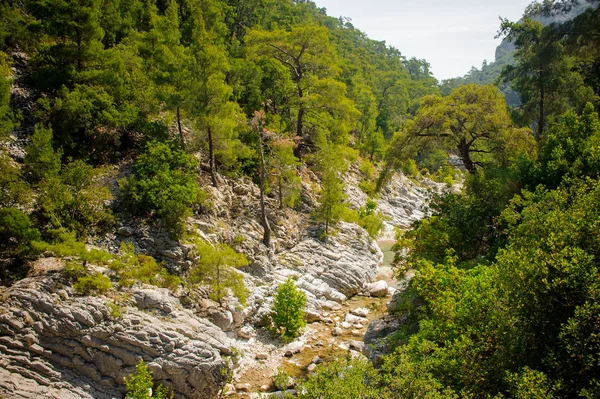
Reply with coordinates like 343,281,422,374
441,0,598,105
2,0,600,398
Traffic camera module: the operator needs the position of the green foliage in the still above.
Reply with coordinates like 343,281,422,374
297,357,380,399
506,368,557,399
499,16,598,140
73,272,112,295
273,368,291,391
401,159,420,177
271,277,306,342
398,167,519,267
125,360,173,399
38,159,114,237
381,174,600,398
356,199,385,239
534,103,600,188
268,136,301,209
358,158,378,196
24,124,62,180
119,141,203,237
107,300,125,319
0,53,16,138
312,145,349,236
32,229,112,264
110,243,180,290
188,237,249,305
63,260,86,280
0,152,33,209
0,208,41,258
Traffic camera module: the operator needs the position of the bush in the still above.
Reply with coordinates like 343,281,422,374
110,243,180,290
119,141,204,237
188,238,249,305
297,357,380,399
24,124,62,181
38,160,114,237
273,368,290,391
401,159,420,177
125,360,173,399
64,261,86,280
33,229,113,264
271,277,306,342
358,199,384,239
0,207,40,258
0,152,32,209
73,272,112,295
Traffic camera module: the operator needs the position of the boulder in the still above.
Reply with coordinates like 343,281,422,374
133,288,179,314
344,313,367,324
237,325,255,339
284,341,304,357
350,307,369,318
207,308,234,332
366,280,389,297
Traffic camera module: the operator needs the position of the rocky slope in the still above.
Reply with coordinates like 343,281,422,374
0,168,435,398
0,275,232,398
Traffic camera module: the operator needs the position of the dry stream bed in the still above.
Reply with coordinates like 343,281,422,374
227,239,397,398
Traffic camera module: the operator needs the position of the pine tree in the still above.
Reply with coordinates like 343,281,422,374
271,277,306,342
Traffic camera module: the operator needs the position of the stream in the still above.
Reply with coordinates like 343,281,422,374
229,239,397,398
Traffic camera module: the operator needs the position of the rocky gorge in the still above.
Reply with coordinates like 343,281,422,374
0,168,445,399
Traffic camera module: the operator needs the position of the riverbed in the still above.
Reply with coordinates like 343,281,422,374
228,239,396,397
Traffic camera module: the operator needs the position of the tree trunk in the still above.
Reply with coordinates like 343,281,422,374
295,86,305,161
458,139,475,173
176,106,185,150
259,132,271,247
278,173,283,210
208,126,218,187
538,82,545,141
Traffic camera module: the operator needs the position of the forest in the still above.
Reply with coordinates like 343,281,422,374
1,0,600,398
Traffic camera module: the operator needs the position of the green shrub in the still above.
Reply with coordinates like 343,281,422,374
64,261,86,280
107,301,125,319
358,159,378,195
0,152,32,209
0,207,40,257
38,160,114,237
188,238,249,305
358,179,377,196
271,277,306,342
24,124,62,181
73,272,112,295
341,208,359,224
33,229,112,264
297,357,380,399
119,141,205,237
110,243,181,290
401,159,420,177
358,199,384,239
125,360,173,399
273,368,290,391
0,55,17,138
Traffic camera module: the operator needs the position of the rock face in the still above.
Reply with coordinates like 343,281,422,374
377,173,447,234
0,275,232,399
244,222,383,326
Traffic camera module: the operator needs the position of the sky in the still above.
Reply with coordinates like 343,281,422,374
314,0,533,80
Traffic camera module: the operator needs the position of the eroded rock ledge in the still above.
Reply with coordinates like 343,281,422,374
0,275,232,399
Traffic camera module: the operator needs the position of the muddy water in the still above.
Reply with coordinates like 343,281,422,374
230,240,396,397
